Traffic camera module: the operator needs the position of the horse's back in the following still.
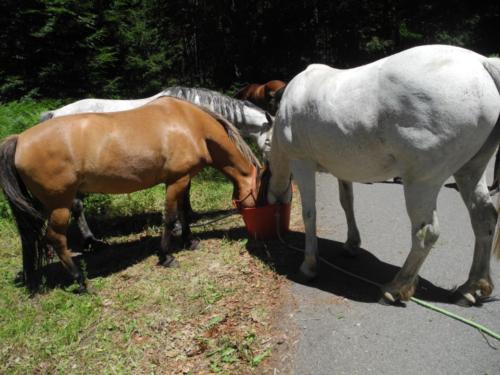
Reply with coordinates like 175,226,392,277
50,94,162,118
277,45,500,182
16,98,214,195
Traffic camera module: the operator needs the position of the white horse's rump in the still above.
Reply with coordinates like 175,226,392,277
268,45,500,304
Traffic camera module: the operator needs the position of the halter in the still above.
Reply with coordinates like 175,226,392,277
232,165,259,209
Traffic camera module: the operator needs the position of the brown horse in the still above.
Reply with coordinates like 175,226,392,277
0,97,265,292
234,80,286,114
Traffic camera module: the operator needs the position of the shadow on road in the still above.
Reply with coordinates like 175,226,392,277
245,230,453,306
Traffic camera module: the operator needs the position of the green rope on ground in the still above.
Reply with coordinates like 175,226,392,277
320,249,500,343
410,296,500,341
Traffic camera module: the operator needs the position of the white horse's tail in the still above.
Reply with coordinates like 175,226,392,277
484,58,500,258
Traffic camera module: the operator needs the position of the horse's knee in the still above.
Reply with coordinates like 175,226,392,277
416,221,440,248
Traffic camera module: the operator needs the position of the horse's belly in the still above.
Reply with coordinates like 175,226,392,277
315,147,399,182
282,116,400,182
79,169,164,194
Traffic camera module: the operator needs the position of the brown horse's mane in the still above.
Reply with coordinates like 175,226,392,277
162,96,262,169
199,105,262,168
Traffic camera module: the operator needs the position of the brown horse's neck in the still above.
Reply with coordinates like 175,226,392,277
204,121,260,208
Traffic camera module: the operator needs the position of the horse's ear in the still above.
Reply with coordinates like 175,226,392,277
265,112,274,123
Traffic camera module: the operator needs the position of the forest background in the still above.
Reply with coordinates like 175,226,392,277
2,0,500,102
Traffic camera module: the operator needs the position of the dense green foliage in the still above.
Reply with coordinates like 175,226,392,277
1,0,500,101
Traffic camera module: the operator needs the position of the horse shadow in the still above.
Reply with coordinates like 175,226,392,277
35,213,452,305
67,208,235,248
34,209,238,290
242,230,454,306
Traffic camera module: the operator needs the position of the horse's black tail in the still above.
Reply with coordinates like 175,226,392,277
0,136,47,290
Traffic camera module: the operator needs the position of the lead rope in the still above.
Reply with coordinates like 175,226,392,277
189,209,238,228
273,208,500,344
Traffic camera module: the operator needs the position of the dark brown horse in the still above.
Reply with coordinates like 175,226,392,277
235,80,286,115
0,97,265,292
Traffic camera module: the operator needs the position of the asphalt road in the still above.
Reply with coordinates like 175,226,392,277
287,161,500,375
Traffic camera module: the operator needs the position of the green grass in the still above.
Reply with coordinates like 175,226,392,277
0,100,283,374
0,99,65,138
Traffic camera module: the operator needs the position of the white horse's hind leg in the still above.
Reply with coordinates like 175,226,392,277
454,170,497,304
292,160,319,279
382,183,441,302
338,180,361,255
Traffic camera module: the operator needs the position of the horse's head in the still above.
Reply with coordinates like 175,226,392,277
255,112,274,158
234,162,272,209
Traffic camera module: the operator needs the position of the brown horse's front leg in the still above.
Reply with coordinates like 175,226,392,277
46,207,87,292
158,176,193,268
158,219,180,268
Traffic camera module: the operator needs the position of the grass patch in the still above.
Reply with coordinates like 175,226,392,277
0,100,287,374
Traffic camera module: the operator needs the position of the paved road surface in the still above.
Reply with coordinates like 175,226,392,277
287,162,500,375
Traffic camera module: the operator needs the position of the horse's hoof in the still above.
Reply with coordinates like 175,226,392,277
159,256,179,268
294,269,316,284
450,290,476,307
75,284,88,294
378,291,407,307
341,243,360,258
453,278,492,306
295,263,317,283
382,291,396,303
380,280,416,306
378,294,395,306
185,238,200,250
463,292,477,304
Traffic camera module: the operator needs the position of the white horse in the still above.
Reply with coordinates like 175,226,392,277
267,45,500,305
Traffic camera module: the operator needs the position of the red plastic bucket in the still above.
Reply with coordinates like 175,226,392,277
237,202,291,240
